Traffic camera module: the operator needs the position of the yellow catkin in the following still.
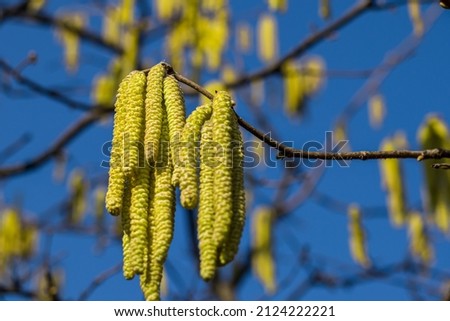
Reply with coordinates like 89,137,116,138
379,138,407,226
178,104,213,208
56,13,85,72
211,91,235,251
106,72,133,216
198,120,218,280
28,0,46,12
163,75,186,184
102,6,120,45
142,116,175,301
282,60,305,115
319,0,331,20
145,64,166,163
252,206,276,293
267,0,287,12
257,13,278,63
408,212,433,263
128,164,152,276
139,165,155,292
236,23,251,53
408,0,424,36
418,115,450,232
348,204,371,268
219,116,246,265
123,71,146,175
368,94,386,129
121,184,134,279
68,169,87,224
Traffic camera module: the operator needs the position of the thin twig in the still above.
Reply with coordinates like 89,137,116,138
167,64,450,161
0,110,106,179
78,263,122,300
432,163,450,170
225,0,375,89
0,58,94,111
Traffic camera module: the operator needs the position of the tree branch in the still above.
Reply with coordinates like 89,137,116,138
0,110,105,179
0,58,94,111
225,0,375,89
0,1,123,54
167,64,450,162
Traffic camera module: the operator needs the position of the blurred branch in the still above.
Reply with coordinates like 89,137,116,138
432,163,450,170
0,1,123,54
0,109,106,178
0,58,94,111
78,263,122,300
225,0,375,89
0,133,32,164
337,4,441,125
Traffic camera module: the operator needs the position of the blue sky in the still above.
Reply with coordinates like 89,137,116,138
0,0,449,300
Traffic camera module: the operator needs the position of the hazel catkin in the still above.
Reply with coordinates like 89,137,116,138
218,115,246,265
178,103,213,208
198,120,218,280
144,63,166,163
163,75,186,184
106,72,132,216
143,115,175,301
211,91,235,251
123,71,146,175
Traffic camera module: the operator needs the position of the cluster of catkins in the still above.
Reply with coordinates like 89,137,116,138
105,63,245,300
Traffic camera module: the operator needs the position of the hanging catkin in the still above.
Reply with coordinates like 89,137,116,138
178,103,213,208
121,183,134,279
105,72,132,216
128,163,152,275
198,120,218,280
144,63,166,163
123,71,146,175
107,64,248,299
219,114,246,265
163,75,186,184
143,114,175,301
211,91,235,251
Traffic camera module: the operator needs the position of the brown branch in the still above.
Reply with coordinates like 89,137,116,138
0,110,106,179
337,4,442,125
432,163,450,170
166,64,450,162
0,1,123,54
0,133,32,164
0,58,94,111
225,0,375,89
78,263,122,301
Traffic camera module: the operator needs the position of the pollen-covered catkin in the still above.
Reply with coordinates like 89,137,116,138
139,166,155,298
142,116,175,301
123,71,146,175
178,103,213,208
128,164,152,275
163,75,186,185
198,120,218,280
106,72,132,216
219,116,246,265
121,184,134,279
211,91,235,251
144,63,166,163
